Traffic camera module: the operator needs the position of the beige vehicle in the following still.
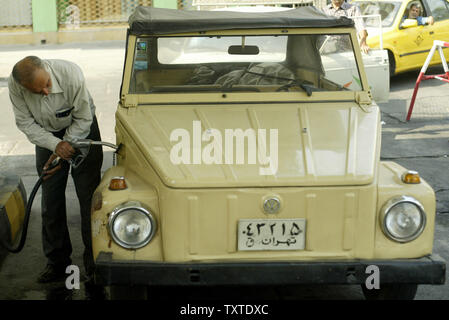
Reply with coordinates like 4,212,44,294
92,6,445,299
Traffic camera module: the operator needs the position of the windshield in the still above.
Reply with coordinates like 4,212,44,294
129,34,363,95
357,1,402,27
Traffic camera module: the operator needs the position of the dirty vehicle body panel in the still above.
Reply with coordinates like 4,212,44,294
92,6,445,298
0,173,27,267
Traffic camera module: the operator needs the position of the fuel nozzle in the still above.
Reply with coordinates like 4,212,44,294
69,139,120,169
71,139,119,151
46,156,61,171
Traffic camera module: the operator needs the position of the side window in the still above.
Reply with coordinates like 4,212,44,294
426,0,449,21
405,1,429,18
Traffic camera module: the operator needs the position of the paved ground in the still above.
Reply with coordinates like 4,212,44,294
0,42,448,300
378,67,449,300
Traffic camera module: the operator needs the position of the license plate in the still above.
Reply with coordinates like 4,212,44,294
238,219,306,251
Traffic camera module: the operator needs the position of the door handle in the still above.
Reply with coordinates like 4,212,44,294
430,31,434,35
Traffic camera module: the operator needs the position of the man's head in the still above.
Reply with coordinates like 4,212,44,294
331,0,345,9
12,56,52,96
408,4,421,19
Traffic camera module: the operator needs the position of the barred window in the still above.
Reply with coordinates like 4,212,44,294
57,0,154,28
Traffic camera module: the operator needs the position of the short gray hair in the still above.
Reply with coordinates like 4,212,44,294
12,56,45,85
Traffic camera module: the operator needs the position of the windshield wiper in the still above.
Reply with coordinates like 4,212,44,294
220,84,260,92
147,85,260,93
276,81,318,96
148,85,222,93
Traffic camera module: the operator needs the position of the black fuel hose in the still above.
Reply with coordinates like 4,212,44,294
2,141,118,253
1,158,61,253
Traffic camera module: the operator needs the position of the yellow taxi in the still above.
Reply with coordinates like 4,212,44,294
354,0,449,75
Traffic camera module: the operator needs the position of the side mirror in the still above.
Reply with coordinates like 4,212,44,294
401,18,419,29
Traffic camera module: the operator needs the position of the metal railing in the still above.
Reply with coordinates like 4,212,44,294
192,0,317,10
56,0,154,29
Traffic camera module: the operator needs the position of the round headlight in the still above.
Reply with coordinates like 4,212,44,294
108,201,156,249
381,196,426,243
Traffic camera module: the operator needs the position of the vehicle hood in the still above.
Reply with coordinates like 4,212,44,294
118,103,380,188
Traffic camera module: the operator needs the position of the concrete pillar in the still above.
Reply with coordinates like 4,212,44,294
32,0,58,32
153,0,179,9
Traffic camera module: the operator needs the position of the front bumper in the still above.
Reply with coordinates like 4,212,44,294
94,251,446,286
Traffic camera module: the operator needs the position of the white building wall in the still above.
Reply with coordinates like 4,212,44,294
0,0,33,27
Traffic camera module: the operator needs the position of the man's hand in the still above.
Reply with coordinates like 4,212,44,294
360,42,370,54
55,141,75,160
43,154,62,181
359,30,370,54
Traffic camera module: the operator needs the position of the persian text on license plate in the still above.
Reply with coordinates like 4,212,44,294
238,219,306,251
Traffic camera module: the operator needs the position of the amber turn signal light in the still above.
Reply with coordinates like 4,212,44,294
109,176,128,190
401,171,421,184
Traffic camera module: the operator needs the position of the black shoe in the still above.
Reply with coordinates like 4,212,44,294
37,264,67,284
84,278,107,300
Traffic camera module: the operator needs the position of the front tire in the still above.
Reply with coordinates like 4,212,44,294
388,50,396,77
362,284,418,300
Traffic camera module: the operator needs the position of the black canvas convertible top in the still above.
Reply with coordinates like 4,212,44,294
128,6,354,35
